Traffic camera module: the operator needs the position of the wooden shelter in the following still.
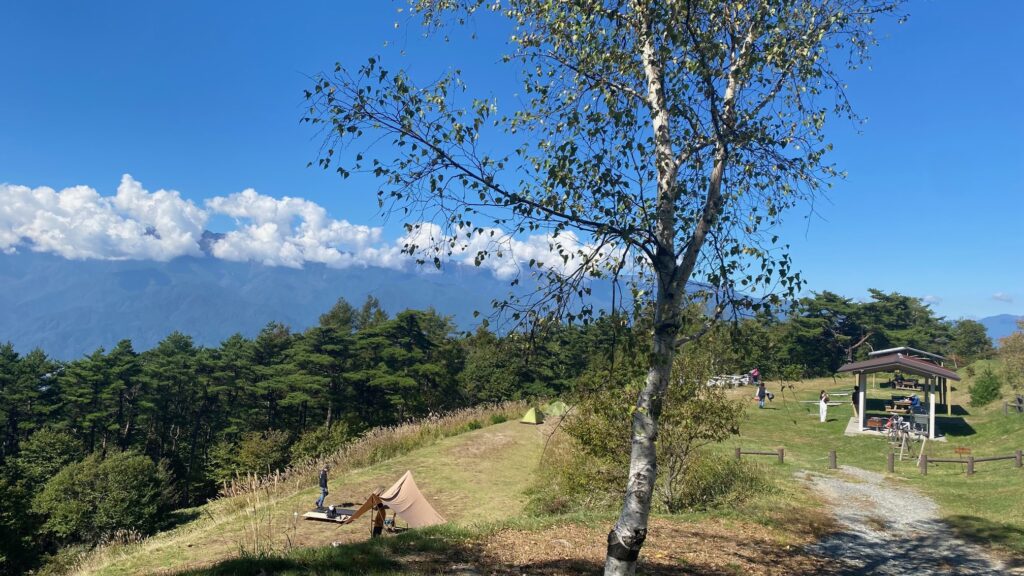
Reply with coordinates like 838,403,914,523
837,352,961,439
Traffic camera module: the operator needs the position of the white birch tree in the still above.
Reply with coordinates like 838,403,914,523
304,1,904,573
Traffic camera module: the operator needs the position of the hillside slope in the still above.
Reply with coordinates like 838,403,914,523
77,420,547,576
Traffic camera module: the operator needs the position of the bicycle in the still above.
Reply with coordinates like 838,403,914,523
885,414,917,459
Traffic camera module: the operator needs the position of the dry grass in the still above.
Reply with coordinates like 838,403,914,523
219,402,526,500
73,403,531,576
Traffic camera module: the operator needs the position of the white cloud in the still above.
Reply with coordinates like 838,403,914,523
399,222,618,280
205,188,390,269
993,292,1014,303
0,174,611,280
0,175,206,260
922,295,942,305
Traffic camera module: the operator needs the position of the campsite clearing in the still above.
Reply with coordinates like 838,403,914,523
77,420,546,576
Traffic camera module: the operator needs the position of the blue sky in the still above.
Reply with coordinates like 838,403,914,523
1,1,1022,319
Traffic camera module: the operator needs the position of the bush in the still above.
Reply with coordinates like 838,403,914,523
32,451,175,544
0,476,39,574
466,419,483,431
14,427,83,486
662,451,769,512
290,423,350,463
969,368,1002,407
489,413,508,425
233,430,291,476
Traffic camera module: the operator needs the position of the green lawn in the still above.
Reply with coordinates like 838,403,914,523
725,370,1024,557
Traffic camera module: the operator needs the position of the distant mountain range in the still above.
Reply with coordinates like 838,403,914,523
1,251,614,360
978,314,1023,346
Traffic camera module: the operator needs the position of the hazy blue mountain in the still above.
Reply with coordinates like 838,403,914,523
0,251,596,360
979,314,1023,345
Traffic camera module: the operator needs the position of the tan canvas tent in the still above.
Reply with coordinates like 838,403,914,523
343,470,445,528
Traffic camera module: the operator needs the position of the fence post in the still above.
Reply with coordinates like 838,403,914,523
887,451,895,473
1016,449,1022,469
735,447,742,461
777,447,785,464
966,456,975,476
919,453,927,475
828,450,837,470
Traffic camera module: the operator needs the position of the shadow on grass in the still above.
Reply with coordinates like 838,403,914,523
159,508,203,531
945,515,1024,564
172,523,834,576
936,416,976,437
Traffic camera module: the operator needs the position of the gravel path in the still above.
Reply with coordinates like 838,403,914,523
806,465,1024,575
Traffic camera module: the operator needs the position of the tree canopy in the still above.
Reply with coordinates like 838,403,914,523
304,1,905,571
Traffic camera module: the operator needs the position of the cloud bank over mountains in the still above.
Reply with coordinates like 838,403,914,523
0,175,592,280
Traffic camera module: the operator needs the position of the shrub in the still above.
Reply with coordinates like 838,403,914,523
489,413,508,425
235,430,291,476
32,451,175,544
969,368,1002,407
14,427,83,486
290,423,350,463
0,476,38,574
662,451,769,512
466,419,483,431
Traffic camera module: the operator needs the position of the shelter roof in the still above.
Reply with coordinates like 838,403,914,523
868,346,947,363
837,353,960,381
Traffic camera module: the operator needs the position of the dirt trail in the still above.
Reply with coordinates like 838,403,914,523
806,465,1024,575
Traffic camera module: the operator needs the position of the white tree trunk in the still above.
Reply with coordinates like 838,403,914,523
605,283,680,575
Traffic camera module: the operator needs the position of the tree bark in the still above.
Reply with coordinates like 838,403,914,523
605,283,680,575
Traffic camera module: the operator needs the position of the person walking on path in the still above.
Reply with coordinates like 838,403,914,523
819,390,830,423
757,382,767,409
315,465,329,510
851,384,860,419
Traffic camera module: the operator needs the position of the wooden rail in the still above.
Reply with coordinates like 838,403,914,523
918,449,1023,475
735,447,785,464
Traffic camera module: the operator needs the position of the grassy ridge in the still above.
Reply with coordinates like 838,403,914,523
72,403,530,576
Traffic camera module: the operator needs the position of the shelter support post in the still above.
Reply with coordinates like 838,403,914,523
858,372,867,431
929,390,936,439
945,378,951,416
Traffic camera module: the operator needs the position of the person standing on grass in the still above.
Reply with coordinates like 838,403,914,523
316,465,329,510
371,502,386,538
757,382,767,409
852,384,860,419
819,390,830,423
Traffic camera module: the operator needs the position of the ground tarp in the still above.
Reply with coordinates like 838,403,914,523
520,407,544,424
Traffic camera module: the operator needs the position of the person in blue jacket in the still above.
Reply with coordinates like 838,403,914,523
315,465,329,510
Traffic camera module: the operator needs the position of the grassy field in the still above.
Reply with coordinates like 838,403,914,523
724,368,1024,556
75,417,546,575
75,412,833,575
73,365,1023,575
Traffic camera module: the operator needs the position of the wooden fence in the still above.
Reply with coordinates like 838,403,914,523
1005,398,1024,415
735,447,785,464
918,449,1023,476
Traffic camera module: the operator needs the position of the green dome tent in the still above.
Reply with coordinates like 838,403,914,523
520,407,544,424
543,400,569,416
